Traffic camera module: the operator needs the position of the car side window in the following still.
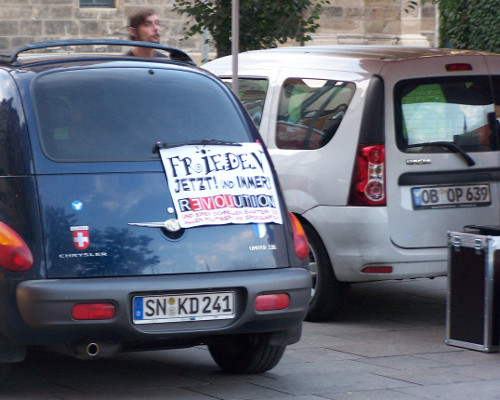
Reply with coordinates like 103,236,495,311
0,72,31,175
220,78,269,129
395,76,496,152
276,78,355,150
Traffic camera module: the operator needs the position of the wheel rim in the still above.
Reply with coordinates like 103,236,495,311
307,242,318,299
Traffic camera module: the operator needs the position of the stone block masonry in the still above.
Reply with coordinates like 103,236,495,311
0,0,203,60
0,0,436,63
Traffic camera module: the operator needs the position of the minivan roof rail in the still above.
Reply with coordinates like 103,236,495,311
0,39,195,65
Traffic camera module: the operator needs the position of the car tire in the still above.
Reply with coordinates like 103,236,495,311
304,223,350,322
208,334,286,374
0,363,10,383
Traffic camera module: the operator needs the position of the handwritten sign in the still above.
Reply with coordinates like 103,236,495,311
160,143,283,228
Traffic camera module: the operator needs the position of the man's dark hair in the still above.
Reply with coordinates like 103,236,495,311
128,8,156,40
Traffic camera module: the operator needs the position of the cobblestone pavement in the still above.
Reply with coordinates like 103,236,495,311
3,276,500,399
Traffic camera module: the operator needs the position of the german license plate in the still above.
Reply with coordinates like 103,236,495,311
132,291,234,324
412,184,491,209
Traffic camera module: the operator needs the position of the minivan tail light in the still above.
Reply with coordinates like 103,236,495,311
289,212,309,260
0,221,33,272
446,63,472,72
349,144,386,206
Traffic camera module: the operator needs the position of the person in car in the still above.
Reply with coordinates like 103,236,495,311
127,8,168,58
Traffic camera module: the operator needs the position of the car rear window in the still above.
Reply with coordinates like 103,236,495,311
395,76,497,152
276,78,355,150
33,68,252,162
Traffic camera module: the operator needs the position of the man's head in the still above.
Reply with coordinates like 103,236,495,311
128,8,161,43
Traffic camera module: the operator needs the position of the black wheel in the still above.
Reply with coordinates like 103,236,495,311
208,334,286,374
0,363,10,383
304,223,350,322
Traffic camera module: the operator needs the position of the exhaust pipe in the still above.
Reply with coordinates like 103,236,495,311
47,340,121,360
74,340,121,359
85,342,100,357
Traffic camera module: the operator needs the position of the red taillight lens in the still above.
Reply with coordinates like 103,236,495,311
349,144,386,206
72,303,116,320
446,63,472,72
0,221,33,272
255,293,290,311
289,212,309,260
361,266,393,274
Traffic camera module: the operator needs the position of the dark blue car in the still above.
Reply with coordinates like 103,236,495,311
0,40,311,379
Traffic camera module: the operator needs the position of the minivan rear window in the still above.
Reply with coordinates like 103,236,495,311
33,68,251,162
395,76,497,152
276,78,355,150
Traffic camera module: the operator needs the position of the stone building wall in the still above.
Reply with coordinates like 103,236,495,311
0,0,436,63
313,0,435,46
0,0,200,55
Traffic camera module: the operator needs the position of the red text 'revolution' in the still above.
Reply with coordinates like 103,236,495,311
190,194,235,211
179,194,277,212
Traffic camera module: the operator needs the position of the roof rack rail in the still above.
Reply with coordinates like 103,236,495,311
0,39,195,65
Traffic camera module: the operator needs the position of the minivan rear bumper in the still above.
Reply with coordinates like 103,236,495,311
15,268,311,346
303,206,447,282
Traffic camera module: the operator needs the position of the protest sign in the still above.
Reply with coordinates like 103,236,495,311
160,143,283,228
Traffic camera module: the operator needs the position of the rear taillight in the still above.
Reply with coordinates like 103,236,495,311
72,303,116,320
361,266,393,274
0,221,33,272
255,293,290,311
349,144,386,206
446,63,472,72
289,212,309,260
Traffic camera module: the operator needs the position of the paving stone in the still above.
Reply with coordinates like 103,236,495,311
374,368,478,386
397,380,500,400
320,389,425,399
355,354,451,370
5,277,500,399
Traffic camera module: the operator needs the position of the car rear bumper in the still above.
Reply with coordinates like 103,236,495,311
303,206,447,282
15,268,311,346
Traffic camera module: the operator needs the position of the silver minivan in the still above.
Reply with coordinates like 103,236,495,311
204,46,500,321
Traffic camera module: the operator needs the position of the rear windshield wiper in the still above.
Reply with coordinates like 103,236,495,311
153,139,242,153
405,141,476,167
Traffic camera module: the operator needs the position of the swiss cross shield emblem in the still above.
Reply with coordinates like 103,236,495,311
71,226,90,250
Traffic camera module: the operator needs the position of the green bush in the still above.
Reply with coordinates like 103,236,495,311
437,0,500,53
173,0,329,58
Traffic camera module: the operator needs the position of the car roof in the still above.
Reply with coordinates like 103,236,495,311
239,45,491,60
0,39,196,68
205,45,497,75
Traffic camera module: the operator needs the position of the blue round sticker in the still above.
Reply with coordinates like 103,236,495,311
72,200,83,211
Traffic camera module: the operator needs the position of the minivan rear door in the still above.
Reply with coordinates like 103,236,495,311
382,54,500,249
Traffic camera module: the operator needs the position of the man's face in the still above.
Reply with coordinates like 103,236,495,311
133,14,161,43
